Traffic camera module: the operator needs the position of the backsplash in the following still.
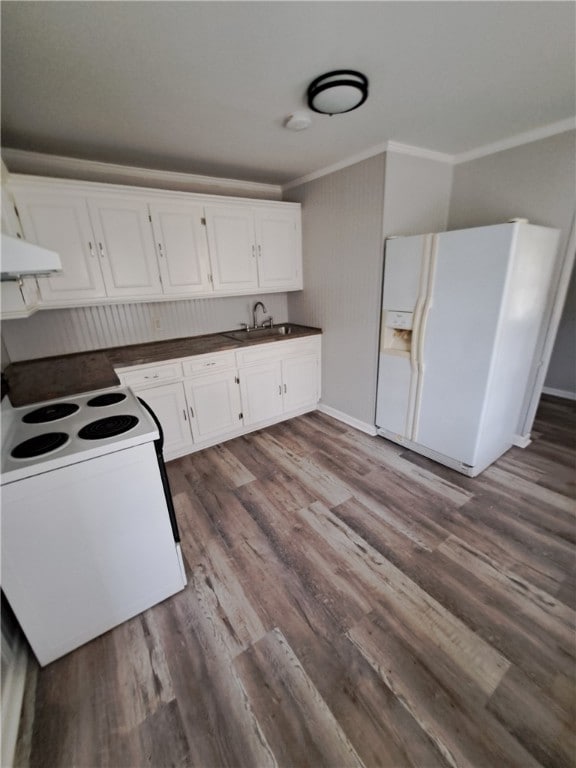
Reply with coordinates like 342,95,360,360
1,294,289,362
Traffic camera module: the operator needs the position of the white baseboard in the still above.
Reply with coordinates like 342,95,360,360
1,636,28,768
541,386,576,401
316,403,377,436
512,434,532,449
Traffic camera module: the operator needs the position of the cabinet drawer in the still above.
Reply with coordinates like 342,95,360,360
182,350,236,377
235,337,321,366
117,362,183,387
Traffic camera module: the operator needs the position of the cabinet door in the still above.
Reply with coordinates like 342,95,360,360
239,361,283,426
184,370,242,443
87,196,161,298
134,382,193,460
149,202,212,295
204,205,258,292
282,354,319,412
1,189,40,318
11,187,107,303
255,207,302,290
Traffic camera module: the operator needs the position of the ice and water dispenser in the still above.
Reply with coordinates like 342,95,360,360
381,310,413,353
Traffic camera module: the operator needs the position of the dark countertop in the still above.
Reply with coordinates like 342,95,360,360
4,324,321,406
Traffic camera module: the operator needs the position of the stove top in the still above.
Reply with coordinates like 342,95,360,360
1,387,158,485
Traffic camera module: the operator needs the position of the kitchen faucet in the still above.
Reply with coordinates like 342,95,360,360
252,301,269,329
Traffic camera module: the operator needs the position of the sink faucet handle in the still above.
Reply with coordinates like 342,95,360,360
239,322,249,331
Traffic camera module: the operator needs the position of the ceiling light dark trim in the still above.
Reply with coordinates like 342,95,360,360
307,70,369,115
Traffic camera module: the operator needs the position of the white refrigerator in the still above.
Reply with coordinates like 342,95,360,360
375,221,560,476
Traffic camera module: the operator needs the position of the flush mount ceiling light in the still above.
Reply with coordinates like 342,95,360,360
307,70,369,115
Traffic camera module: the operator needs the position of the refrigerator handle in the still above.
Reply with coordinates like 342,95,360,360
411,236,438,441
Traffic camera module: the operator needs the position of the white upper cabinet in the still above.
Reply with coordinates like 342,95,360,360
10,185,107,304
86,196,161,298
6,176,302,307
149,201,212,296
204,205,259,292
255,207,302,290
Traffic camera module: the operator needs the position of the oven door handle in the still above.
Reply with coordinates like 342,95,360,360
137,396,181,544
138,396,164,452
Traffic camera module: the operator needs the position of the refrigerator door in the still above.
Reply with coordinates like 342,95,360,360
376,235,430,436
413,224,516,465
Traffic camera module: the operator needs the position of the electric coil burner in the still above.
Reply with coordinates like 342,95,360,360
78,414,139,440
11,432,70,459
87,392,127,407
22,403,80,424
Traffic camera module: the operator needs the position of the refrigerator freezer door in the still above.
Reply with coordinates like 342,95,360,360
382,235,429,310
377,235,430,435
413,224,516,465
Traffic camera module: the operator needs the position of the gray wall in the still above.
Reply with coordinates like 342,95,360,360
284,155,386,425
449,130,576,395
382,152,453,236
285,151,452,425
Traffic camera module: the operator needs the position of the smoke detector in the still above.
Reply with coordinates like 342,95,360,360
284,112,312,131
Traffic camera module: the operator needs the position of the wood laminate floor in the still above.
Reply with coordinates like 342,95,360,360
14,396,576,768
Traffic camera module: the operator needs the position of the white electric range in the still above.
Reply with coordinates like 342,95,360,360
1,386,159,484
1,386,186,666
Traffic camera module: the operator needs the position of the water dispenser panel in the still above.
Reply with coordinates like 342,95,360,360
387,311,413,330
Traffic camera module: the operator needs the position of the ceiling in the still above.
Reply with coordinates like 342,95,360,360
2,1,575,185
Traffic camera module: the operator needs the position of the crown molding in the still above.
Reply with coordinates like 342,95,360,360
282,118,576,190
282,139,453,192
452,118,576,164
385,141,454,164
0,148,282,199
282,142,389,191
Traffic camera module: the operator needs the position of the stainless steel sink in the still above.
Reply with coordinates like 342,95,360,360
223,324,295,342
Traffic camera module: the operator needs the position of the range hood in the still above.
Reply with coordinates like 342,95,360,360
1,233,62,281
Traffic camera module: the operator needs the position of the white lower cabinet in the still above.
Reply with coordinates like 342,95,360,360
184,369,243,443
132,381,193,459
116,335,321,458
239,361,284,426
282,354,320,411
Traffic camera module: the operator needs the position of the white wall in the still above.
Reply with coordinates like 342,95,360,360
449,130,576,396
285,151,452,426
2,293,288,362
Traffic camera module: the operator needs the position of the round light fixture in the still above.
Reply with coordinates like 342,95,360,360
307,70,369,115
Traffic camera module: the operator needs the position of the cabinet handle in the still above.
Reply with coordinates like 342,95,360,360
278,385,282,396
252,244,256,259
183,409,187,421
284,383,287,394
98,242,105,258
190,407,195,418
258,244,262,259
88,241,95,258
144,373,160,380
158,242,164,257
